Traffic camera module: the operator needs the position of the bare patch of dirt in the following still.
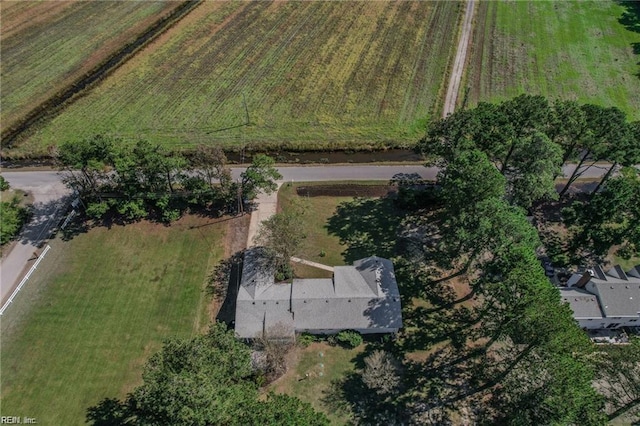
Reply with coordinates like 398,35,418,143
224,213,250,257
296,184,394,198
208,213,250,322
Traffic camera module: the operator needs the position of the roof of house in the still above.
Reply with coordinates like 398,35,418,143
567,264,640,319
592,266,640,318
559,288,603,320
234,251,402,338
236,247,275,300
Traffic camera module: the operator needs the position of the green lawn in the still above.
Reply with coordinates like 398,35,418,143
270,342,363,425
278,181,396,275
10,1,461,156
278,182,350,270
0,215,226,425
464,0,640,119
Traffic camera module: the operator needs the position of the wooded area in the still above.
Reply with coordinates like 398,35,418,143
56,136,281,223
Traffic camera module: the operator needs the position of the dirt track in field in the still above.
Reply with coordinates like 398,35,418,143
442,0,476,117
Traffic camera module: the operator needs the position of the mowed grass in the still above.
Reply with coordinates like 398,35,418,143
0,215,226,425
278,181,391,270
269,342,363,425
0,1,179,129
12,1,462,156
464,1,640,119
278,182,349,269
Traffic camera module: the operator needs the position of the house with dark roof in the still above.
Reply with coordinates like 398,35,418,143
234,248,402,339
561,265,640,330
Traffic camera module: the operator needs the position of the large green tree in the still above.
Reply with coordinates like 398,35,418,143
558,105,631,197
58,134,117,195
240,154,282,201
563,167,640,259
87,323,328,426
256,199,308,279
504,132,562,208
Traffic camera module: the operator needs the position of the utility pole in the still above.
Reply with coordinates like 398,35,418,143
242,92,250,125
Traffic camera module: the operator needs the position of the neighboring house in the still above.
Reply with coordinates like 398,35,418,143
234,247,403,339
560,264,640,330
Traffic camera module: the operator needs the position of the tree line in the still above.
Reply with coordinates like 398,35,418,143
328,96,639,424
418,95,640,209
56,135,281,222
408,139,606,424
419,95,640,262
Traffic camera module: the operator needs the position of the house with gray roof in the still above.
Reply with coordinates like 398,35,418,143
235,248,402,339
561,264,640,330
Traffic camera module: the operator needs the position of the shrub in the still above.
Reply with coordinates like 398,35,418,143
297,333,317,347
86,201,110,219
0,197,29,245
0,175,9,191
335,330,363,348
319,249,326,258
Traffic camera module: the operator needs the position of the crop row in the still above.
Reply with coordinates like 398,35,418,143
11,1,462,156
0,1,179,130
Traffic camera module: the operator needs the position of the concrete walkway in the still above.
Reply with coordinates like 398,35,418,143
246,183,281,248
290,257,334,272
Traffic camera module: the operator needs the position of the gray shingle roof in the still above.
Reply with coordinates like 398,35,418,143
235,249,403,338
238,247,275,300
333,266,377,297
570,264,640,319
560,288,603,319
291,278,334,300
591,279,640,318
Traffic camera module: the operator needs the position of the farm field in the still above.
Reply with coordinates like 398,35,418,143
0,1,180,132
464,0,640,119
0,215,227,425
11,1,462,156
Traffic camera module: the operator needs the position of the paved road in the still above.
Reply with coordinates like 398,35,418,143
442,0,476,117
0,163,615,307
1,171,71,305
0,163,614,190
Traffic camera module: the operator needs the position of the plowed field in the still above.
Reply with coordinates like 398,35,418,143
13,1,462,155
464,1,640,119
0,1,179,131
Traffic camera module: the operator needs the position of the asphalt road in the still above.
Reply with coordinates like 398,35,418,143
1,172,71,307
0,162,615,190
0,163,615,308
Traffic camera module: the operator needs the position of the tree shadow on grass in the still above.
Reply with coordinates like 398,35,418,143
617,0,640,79
86,397,130,426
326,197,404,264
214,251,244,326
323,370,407,425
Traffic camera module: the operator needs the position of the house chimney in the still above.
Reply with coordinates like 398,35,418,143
574,271,592,288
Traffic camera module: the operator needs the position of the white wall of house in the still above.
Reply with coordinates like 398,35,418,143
297,327,399,335
578,317,639,330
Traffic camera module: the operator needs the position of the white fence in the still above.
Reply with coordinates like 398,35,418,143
0,244,51,316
